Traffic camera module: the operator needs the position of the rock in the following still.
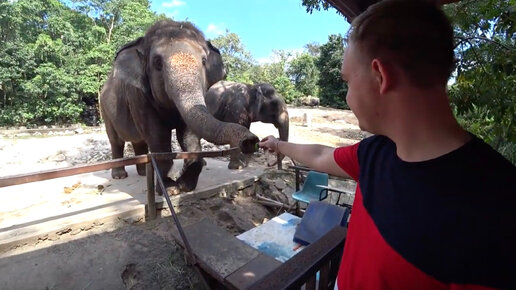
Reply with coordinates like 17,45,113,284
74,128,84,134
50,153,66,162
274,179,287,190
300,95,320,107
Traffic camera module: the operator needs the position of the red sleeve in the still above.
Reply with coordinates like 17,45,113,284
333,142,360,181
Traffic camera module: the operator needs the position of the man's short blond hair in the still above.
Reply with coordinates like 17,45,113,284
349,0,455,87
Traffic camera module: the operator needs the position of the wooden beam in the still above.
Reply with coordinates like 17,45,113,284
0,155,148,188
0,148,240,188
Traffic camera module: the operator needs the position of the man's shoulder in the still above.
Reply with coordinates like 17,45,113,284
450,135,516,184
357,135,396,164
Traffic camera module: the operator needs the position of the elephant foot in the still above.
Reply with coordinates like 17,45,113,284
166,186,181,196
228,159,247,170
156,177,175,196
112,167,128,179
156,177,182,196
136,164,146,176
177,161,203,192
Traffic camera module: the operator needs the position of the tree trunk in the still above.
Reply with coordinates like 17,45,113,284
107,17,115,44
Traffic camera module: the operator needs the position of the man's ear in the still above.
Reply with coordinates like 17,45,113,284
371,58,392,94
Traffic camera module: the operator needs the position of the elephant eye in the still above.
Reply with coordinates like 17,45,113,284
153,55,163,71
202,57,207,66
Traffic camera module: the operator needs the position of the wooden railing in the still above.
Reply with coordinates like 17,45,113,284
0,148,238,188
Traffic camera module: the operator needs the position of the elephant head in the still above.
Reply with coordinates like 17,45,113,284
250,83,289,167
116,20,258,153
251,83,289,144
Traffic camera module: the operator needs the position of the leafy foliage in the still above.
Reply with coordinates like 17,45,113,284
288,53,320,97
316,34,348,109
210,31,255,83
0,0,162,127
444,0,516,163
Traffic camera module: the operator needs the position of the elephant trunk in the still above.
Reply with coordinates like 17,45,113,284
278,110,289,142
166,52,258,153
275,110,289,168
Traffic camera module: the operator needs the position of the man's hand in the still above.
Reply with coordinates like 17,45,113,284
259,135,280,153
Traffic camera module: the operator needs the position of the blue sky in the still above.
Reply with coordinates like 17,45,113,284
150,0,350,63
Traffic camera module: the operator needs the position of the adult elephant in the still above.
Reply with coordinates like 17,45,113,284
100,20,259,194
205,81,289,169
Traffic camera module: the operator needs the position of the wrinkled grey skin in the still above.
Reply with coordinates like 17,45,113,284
205,81,289,169
100,20,259,193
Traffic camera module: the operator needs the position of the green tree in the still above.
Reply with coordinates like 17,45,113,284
251,50,299,103
304,42,321,57
316,34,347,109
287,52,320,97
300,0,333,14
0,0,163,127
210,31,255,83
445,0,516,163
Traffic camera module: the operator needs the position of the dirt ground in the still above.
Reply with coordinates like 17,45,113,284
0,107,364,289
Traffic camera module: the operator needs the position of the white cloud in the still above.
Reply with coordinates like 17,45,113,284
206,23,225,38
162,0,185,8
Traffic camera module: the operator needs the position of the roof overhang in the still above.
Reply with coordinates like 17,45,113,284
326,0,462,22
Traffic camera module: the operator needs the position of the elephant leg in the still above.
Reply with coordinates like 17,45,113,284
228,152,248,169
105,119,128,179
176,126,204,192
142,128,175,195
131,141,148,176
126,98,175,194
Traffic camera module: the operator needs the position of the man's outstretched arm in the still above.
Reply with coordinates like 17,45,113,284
259,135,350,178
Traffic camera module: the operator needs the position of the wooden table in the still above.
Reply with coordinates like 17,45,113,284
316,185,354,209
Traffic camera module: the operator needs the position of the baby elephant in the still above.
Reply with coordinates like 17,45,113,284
205,81,289,169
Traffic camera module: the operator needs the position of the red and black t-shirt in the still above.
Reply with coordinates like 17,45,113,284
334,135,516,289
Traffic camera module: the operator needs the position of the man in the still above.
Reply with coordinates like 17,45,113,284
259,0,516,289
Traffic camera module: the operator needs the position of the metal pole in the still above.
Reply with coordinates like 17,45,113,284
146,162,156,220
150,155,196,265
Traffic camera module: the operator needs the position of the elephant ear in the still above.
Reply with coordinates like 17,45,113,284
113,37,149,94
205,41,227,84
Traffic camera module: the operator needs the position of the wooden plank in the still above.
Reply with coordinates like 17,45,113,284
0,155,148,188
319,262,330,290
225,253,282,290
181,219,260,280
150,147,238,160
306,274,316,290
0,148,240,188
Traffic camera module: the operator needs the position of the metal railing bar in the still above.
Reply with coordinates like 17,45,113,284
149,155,196,265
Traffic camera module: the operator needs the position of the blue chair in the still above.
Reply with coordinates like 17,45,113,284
292,171,329,213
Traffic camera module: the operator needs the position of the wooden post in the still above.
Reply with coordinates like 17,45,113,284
146,162,156,220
